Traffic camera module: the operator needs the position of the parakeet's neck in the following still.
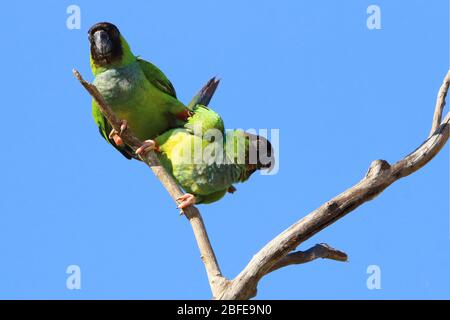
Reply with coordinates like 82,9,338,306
90,35,136,76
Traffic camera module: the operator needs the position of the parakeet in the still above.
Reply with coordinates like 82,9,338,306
88,22,203,159
153,106,275,208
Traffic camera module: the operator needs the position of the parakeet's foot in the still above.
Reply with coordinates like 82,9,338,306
176,193,196,209
227,186,237,193
136,140,159,155
108,120,128,146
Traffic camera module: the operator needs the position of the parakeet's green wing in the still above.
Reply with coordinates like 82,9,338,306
92,100,133,159
137,57,177,98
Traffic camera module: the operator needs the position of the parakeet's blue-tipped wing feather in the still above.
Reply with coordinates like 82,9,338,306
187,77,220,110
137,57,177,98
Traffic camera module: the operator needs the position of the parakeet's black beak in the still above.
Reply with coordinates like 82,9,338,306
88,22,123,66
93,30,113,56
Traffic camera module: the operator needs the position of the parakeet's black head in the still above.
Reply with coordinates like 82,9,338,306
242,133,275,180
88,22,123,66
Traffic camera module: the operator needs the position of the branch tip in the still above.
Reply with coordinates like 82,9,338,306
266,243,348,275
430,70,450,136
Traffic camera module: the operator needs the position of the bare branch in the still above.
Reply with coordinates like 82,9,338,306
73,69,228,298
430,70,450,136
267,243,348,274
74,67,449,300
220,70,450,300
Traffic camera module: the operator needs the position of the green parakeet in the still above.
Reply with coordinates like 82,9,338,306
153,106,275,207
88,22,215,159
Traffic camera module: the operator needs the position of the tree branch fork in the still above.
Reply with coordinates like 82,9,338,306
74,68,450,300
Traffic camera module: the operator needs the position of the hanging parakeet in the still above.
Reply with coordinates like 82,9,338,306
152,107,275,208
88,22,219,159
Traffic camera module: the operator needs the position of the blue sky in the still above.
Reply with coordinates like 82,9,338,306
0,0,448,299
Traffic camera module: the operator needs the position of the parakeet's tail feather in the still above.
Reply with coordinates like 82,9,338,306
187,77,220,110
198,77,220,107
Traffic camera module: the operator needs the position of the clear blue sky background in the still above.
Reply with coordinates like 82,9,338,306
0,0,448,299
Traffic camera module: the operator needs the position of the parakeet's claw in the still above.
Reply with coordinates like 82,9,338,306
108,128,123,146
108,120,128,147
136,139,158,155
119,120,128,135
176,193,196,210
108,128,117,140
227,186,237,193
